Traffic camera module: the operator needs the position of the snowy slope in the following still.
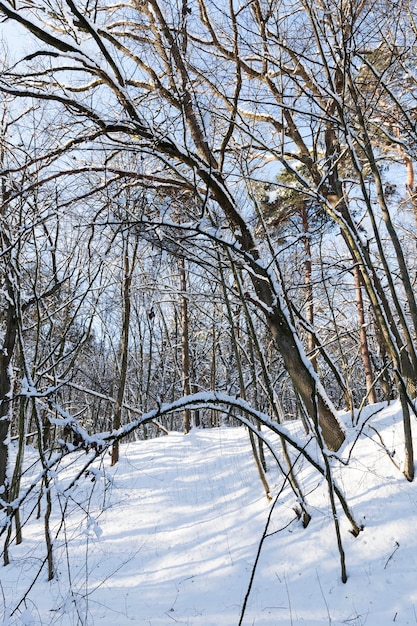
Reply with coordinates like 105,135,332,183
2,401,417,625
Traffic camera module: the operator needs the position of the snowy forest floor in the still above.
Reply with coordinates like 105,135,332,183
2,400,417,625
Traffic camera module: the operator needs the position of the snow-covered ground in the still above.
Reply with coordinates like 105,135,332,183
2,400,417,625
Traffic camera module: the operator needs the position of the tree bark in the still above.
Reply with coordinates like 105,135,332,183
111,236,136,466
179,257,191,434
301,204,317,372
0,283,17,495
353,264,376,404
266,310,345,451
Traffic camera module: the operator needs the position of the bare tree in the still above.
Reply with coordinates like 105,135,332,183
111,230,138,465
0,0,347,451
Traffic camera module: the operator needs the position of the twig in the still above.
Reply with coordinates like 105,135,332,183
367,425,400,470
316,570,332,624
384,541,399,569
284,574,293,626
238,452,303,626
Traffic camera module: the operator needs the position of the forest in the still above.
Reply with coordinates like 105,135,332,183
0,0,417,622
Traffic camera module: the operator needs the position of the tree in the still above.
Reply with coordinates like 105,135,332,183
0,0,347,453
179,256,192,434
111,230,138,465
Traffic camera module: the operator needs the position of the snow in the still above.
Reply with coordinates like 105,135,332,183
2,401,417,625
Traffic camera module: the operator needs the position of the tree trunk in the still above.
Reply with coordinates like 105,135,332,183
301,204,317,372
0,290,17,496
353,264,376,404
404,155,417,227
179,257,191,434
399,382,414,481
111,237,136,466
265,306,345,451
395,127,417,228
